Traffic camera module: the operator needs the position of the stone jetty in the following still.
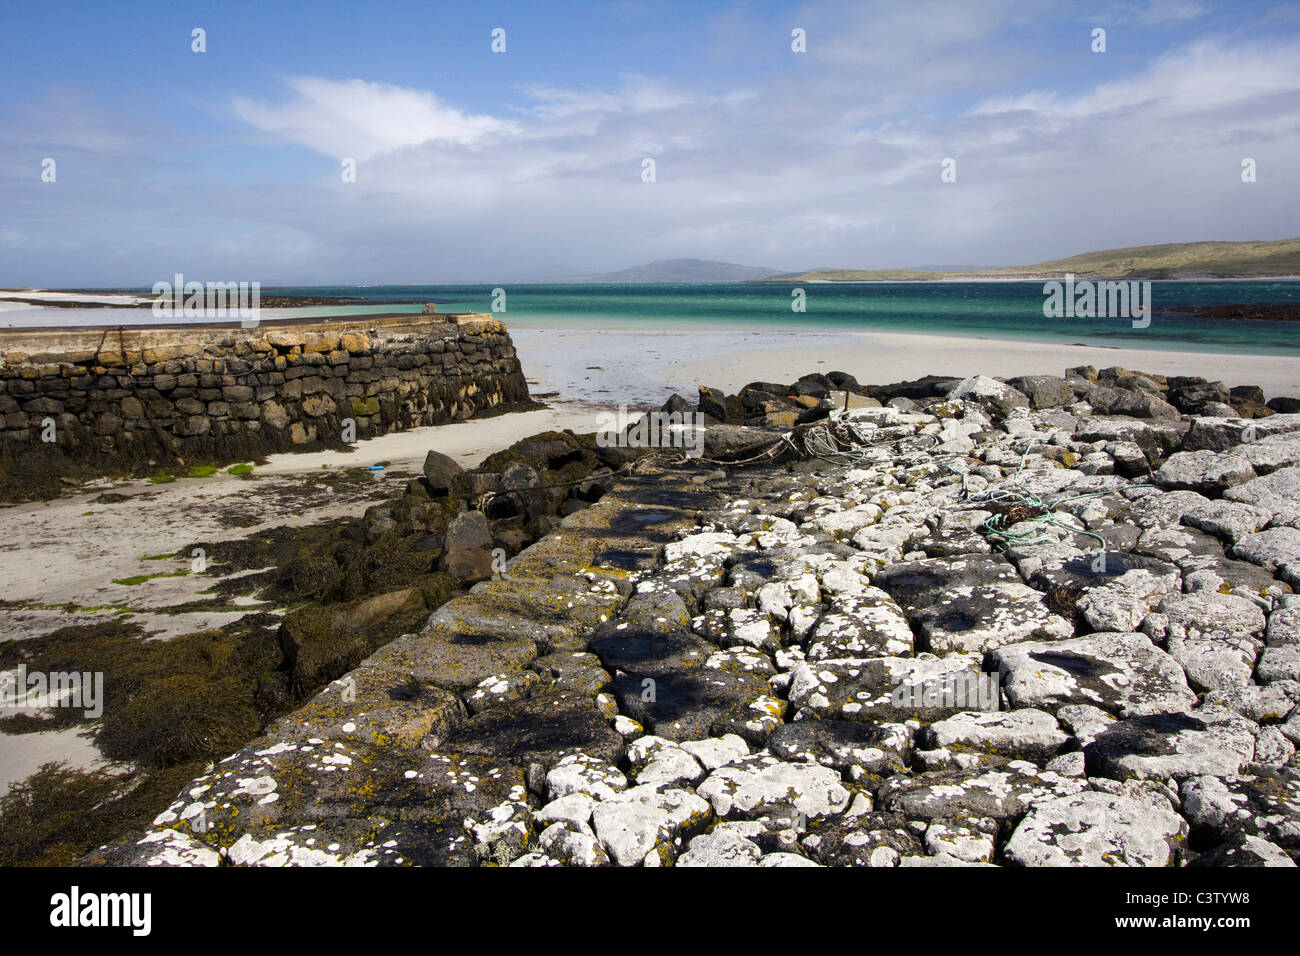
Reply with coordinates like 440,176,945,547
87,365,1300,866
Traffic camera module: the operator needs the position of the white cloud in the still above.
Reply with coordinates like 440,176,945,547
233,77,518,161
516,75,696,120
4,0,1299,285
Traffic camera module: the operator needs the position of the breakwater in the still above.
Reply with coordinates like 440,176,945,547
0,313,531,487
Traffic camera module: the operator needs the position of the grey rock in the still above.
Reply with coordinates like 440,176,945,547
805,588,914,659
922,708,1069,762
923,820,996,862
636,746,707,789
875,553,1020,613
677,829,763,867
1085,709,1257,780
1180,769,1300,852
949,375,1029,417
913,582,1075,654
877,761,1087,822
1006,375,1075,410
991,632,1196,717
1232,527,1300,572
787,653,990,723
759,852,822,866
1005,791,1187,867
1254,725,1296,766
1182,499,1273,544
696,755,850,821
1184,413,1300,452
799,812,924,867
1233,433,1300,475
538,824,611,866
590,785,712,866
1189,834,1296,867
422,449,463,493
545,753,628,801
1267,607,1300,646
767,720,913,777
1142,592,1265,690
1224,464,1300,518
1257,645,1300,684
1154,450,1256,495
1202,681,1299,722
670,736,747,773
1075,569,1179,633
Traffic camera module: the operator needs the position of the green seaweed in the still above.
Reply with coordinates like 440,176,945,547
110,569,189,586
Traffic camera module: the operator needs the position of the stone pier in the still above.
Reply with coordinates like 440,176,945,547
0,313,533,484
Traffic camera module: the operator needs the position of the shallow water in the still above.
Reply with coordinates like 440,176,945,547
5,280,1300,355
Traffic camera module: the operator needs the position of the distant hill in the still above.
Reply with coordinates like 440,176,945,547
563,258,784,283
765,237,1300,282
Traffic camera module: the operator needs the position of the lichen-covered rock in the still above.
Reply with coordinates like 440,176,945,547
910,582,1074,654
1232,526,1300,574
1180,769,1300,852
767,719,913,777
1005,791,1187,866
805,588,913,659
922,709,1069,762
545,753,628,801
696,755,851,821
990,632,1196,717
679,734,751,771
441,690,625,774
787,653,989,723
1225,465,1300,519
875,554,1021,613
1182,499,1273,544
800,812,924,867
1253,648,1299,689
1154,450,1256,495
876,762,1087,822
1085,709,1257,781
590,785,712,866
677,828,763,866
949,375,1029,417
1189,834,1296,867
923,819,996,863
538,824,610,866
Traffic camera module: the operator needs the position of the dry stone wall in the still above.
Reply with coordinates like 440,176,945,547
0,314,532,474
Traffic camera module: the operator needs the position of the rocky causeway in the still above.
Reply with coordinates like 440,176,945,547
76,361,1300,867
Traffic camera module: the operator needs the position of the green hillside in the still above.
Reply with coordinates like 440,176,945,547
768,237,1300,282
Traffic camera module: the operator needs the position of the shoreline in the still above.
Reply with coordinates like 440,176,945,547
674,330,1300,398
512,328,1300,406
0,399,598,794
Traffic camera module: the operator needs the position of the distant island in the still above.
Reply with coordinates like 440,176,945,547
762,236,1300,282
556,258,785,283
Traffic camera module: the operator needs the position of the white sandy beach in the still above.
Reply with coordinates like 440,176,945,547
511,328,1300,406
0,402,597,615
0,399,598,786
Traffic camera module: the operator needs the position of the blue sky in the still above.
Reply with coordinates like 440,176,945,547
2,0,1298,285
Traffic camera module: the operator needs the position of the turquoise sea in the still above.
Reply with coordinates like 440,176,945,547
7,280,1300,356
251,280,1300,356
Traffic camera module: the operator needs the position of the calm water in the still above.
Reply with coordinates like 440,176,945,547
7,281,1300,355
